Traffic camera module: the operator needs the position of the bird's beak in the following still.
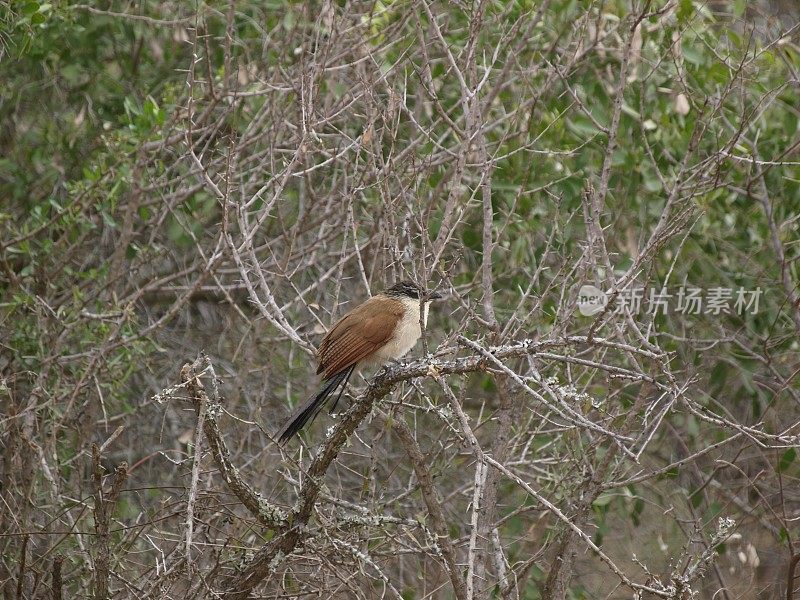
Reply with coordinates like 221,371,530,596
427,290,444,300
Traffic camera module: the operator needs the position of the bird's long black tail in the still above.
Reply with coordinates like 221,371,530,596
275,366,355,444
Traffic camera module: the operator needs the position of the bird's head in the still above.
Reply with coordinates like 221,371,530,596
385,280,443,301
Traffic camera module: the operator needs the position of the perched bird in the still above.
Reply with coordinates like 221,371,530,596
275,280,442,444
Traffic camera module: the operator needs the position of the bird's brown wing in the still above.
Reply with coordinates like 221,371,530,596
317,295,404,380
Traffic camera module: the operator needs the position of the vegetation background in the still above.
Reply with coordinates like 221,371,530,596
2,0,800,598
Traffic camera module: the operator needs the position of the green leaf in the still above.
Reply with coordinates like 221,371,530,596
567,116,601,138
283,10,295,30
677,0,694,22
643,173,662,192
101,211,118,229
462,228,480,251
593,493,615,508
778,448,796,473
683,45,705,66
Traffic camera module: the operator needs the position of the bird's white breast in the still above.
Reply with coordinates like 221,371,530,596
369,297,429,365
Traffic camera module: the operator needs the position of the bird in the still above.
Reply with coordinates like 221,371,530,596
275,280,442,444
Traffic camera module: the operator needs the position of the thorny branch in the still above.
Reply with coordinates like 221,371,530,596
3,1,799,599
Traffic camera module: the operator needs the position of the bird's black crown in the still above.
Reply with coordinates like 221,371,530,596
385,280,442,300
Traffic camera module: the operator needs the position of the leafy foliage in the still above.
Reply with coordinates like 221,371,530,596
1,0,799,598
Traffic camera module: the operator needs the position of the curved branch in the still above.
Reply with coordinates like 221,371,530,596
215,333,666,598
